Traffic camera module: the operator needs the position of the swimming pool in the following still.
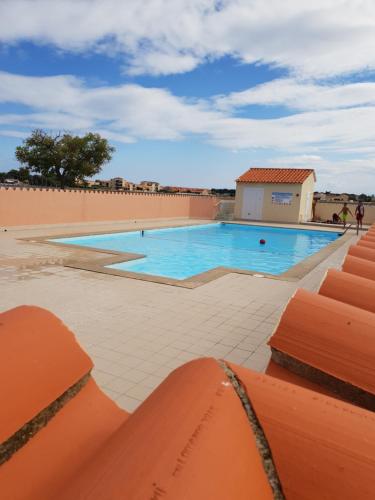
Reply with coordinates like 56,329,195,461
52,223,341,280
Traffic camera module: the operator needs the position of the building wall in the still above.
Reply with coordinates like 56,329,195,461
299,173,315,221
315,201,375,225
0,187,217,226
235,182,304,223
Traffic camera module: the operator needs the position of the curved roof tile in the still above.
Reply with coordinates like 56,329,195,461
237,168,315,184
268,288,375,395
319,268,375,313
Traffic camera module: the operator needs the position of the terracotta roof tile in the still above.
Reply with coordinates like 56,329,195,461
362,233,375,243
265,359,340,398
0,306,93,443
237,167,315,184
348,244,375,262
358,239,375,250
319,268,375,313
268,288,375,397
342,255,375,281
56,359,274,500
229,363,375,500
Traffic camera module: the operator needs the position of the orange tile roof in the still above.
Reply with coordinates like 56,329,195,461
268,288,375,397
0,306,94,444
57,358,275,500
319,268,375,314
348,244,375,262
237,167,315,184
229,363,375,500
343,254,375,281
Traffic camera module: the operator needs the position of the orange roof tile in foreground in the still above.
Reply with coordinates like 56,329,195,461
0,306,128,500
268,288,375,407
319,268,375,313
0,306,93,444
236,167,315,183
229,363,375,500
2,305,375,499
0,378,128,500
56,359,274,500
265,359,339,398
348,244,375,262
342,254,375,281
358,239,375,249
0,307,273,500
362,233,375,243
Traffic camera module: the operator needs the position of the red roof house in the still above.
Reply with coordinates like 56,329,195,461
234,167,316,223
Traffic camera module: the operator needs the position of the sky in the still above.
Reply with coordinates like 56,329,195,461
0,1,375,193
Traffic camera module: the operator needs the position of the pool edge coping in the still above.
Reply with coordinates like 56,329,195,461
19,221,351,288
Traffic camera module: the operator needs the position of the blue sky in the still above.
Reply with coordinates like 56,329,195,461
0,1,375,193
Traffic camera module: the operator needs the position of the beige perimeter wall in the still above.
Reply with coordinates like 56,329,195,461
315,201,375,225
0,187,217,226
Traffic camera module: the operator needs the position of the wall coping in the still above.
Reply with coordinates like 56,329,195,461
0,185,215,198
315,200,375,206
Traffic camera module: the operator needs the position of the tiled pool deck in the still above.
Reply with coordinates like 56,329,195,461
0,218,358,411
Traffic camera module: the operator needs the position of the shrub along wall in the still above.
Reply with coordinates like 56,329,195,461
0,187,217,226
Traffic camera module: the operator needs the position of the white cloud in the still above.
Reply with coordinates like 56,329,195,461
215,78,375,111
203,106,375,151
264,156,375,194
0,129,28,138
1,71,375,155
1,70,375,192
268,154,323,165
1,1,375,78
126,51,200,76
91,130,136,144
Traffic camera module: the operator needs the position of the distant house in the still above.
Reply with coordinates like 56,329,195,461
139,181,160,192
109,177,134,191
235,167,316,223
81,177,133,190
161,186,211,195
315,192,349,202
94,179,111,189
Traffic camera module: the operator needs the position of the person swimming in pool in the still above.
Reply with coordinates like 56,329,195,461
338,202,353,228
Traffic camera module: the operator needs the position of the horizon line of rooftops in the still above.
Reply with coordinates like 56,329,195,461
79,178,213,195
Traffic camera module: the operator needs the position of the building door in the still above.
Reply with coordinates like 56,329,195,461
303,192,312,222
241,187,264,220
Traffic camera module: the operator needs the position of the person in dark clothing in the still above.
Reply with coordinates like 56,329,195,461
332,213,340,224
355,201,365,234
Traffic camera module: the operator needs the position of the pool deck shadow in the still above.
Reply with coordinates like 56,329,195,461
20,222,352,289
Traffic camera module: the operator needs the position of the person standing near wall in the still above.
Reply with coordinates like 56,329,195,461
355,201,365,234
338,202,353,228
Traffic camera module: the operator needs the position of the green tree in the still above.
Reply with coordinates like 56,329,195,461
5,167,30,182
4,169,20,179
15,130,115,188
358,193,371,202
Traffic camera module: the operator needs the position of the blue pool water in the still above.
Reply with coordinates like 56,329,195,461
52,223,340,280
